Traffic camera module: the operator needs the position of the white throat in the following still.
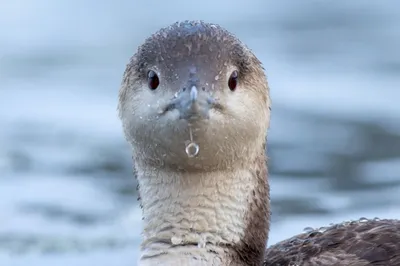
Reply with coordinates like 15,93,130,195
135,163,266,265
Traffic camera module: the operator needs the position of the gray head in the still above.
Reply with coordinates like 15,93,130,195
118,21,271,171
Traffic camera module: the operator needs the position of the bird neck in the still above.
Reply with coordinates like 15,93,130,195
135,150,270,266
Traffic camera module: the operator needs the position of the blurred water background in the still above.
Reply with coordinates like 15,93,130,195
1,0,400,265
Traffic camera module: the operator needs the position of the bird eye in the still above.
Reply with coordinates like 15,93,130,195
228,70,238,91
147,70,159,90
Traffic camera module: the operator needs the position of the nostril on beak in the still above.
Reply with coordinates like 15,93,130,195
190,86,198,102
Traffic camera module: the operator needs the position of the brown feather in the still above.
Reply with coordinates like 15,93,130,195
264,218,400,266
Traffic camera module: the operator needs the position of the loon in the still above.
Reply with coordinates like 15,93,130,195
118,20,400,265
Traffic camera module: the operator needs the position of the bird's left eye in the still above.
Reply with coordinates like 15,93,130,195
147,70,160,90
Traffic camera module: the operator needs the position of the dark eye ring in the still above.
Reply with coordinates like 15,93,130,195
147,70,159,90
228,70,238,91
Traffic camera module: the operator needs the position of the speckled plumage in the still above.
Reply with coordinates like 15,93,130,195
264,218,400,266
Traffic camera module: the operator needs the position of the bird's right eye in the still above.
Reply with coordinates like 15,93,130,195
228,70,238,91
147,70,159,90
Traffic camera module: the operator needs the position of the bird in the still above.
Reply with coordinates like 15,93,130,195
117,20,400,266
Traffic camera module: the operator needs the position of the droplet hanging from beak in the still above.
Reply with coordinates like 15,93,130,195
185,126,199,158
185,142,199,158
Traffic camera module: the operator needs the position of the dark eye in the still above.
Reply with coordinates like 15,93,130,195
147,70,159,90
228,70,238,91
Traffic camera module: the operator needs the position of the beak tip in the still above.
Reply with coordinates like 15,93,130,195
190,86,198,102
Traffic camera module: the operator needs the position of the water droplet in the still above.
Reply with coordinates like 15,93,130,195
342,220,351,225
185,142,199,158
171,236,183,245
359,217,369,223
185,126,199,158
303,227,314,233
197,237,206,248
214,75,219,81
373,217,381,221
139,116,143,120
318,226,328,233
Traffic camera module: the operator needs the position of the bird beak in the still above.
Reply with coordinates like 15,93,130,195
190,86,198,103
166,84,214,120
